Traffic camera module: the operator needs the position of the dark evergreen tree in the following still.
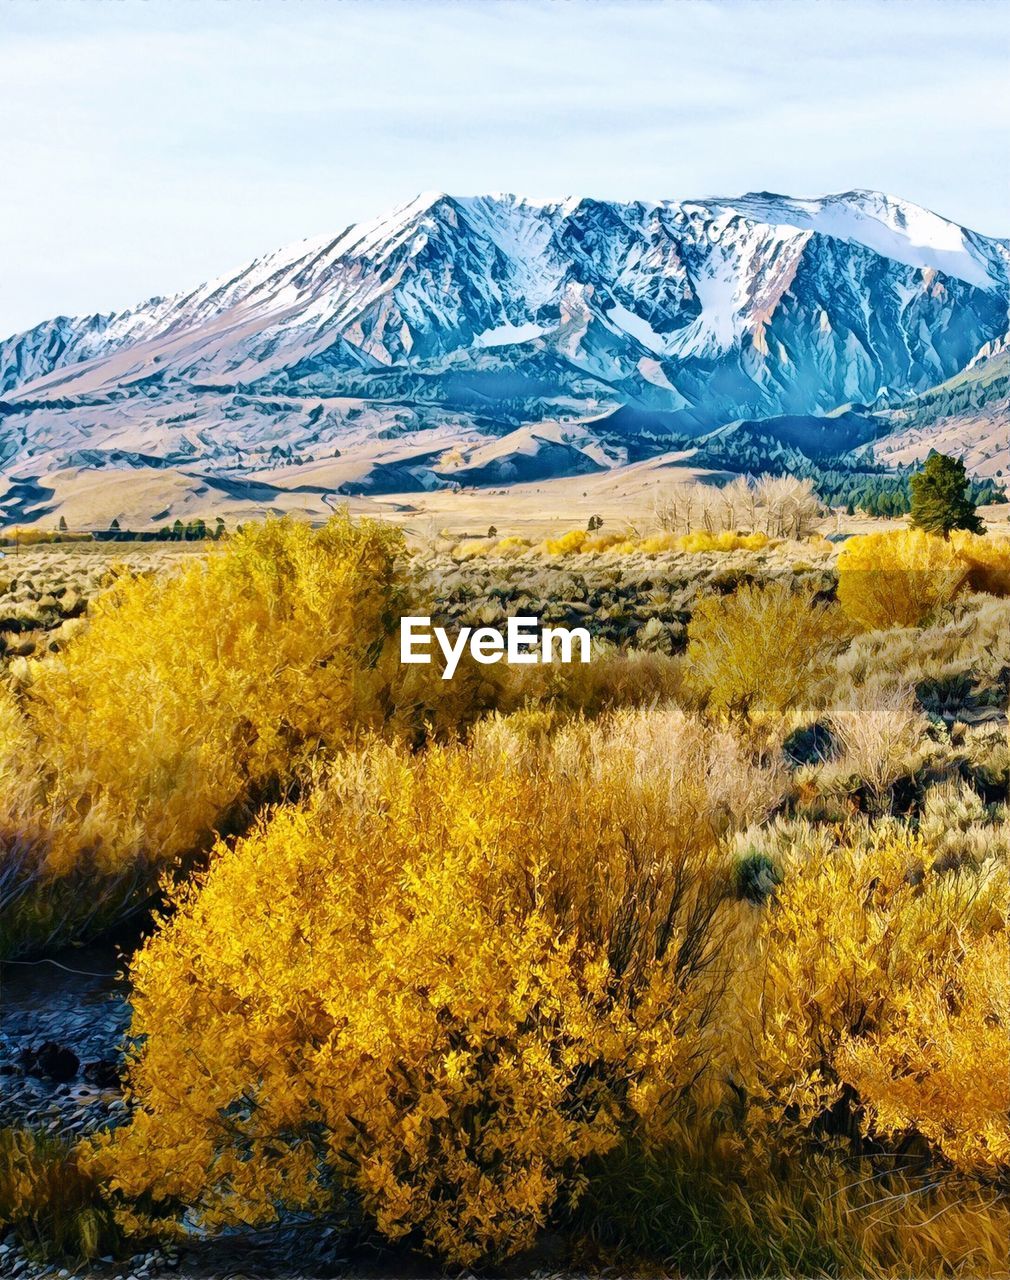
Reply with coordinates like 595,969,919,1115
909,452,985,537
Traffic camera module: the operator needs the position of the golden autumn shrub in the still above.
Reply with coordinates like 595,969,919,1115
744,819,1010,1171
92,709,780,1266
951,529,1010,597
684,581,851,720
450,526,799,560
531,529,777,558
837,529,970,630
542,528,590,555
675,529,772,553
492,534,532,555
838,928,1010,1176
583,531,634,553
0,514,412,954
632,532,679,554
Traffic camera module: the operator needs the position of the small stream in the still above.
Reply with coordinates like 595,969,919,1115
1,939,132,1140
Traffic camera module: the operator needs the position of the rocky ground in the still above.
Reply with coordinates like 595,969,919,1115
1,946,130,1140
1,944,144,1279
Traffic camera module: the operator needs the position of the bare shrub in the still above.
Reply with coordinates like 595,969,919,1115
828,685,932,808
656,475,822,540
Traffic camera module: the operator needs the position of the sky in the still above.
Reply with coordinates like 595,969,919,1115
1,0,1007,337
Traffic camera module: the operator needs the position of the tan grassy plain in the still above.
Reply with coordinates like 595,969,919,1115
5,444,1010,544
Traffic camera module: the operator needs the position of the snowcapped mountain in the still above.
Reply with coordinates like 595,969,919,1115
1,189,1008,522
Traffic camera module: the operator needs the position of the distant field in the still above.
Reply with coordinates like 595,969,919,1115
2,497,1009,667
380,474,1010,542
0,533,834,664
5,436,1010,546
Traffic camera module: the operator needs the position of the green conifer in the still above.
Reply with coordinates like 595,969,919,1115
909,452,984,537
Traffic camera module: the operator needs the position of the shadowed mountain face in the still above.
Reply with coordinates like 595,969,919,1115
1,190,1008,505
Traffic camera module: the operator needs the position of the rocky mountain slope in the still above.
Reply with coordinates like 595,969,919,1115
869,338,1010,478
1,190,1008,525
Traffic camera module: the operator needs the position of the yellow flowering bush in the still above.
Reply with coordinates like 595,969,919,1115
837,528,970,629
839,927,1010,1175
450,538,487,560
92,708,778,1265
675,529,772,553
492,534,532,555
746,821,1010,1169
685,581,851,719
951,529,1010,597
583,531,636,553
542,528,590,555
0,514,411,953
632,532,679,553
525,529,777,558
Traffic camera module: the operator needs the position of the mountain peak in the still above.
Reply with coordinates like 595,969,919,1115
0,185,1007,514
0,188,1006,434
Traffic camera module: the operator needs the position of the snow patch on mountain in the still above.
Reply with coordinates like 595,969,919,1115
725,190,1006,291
473,321,546,348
